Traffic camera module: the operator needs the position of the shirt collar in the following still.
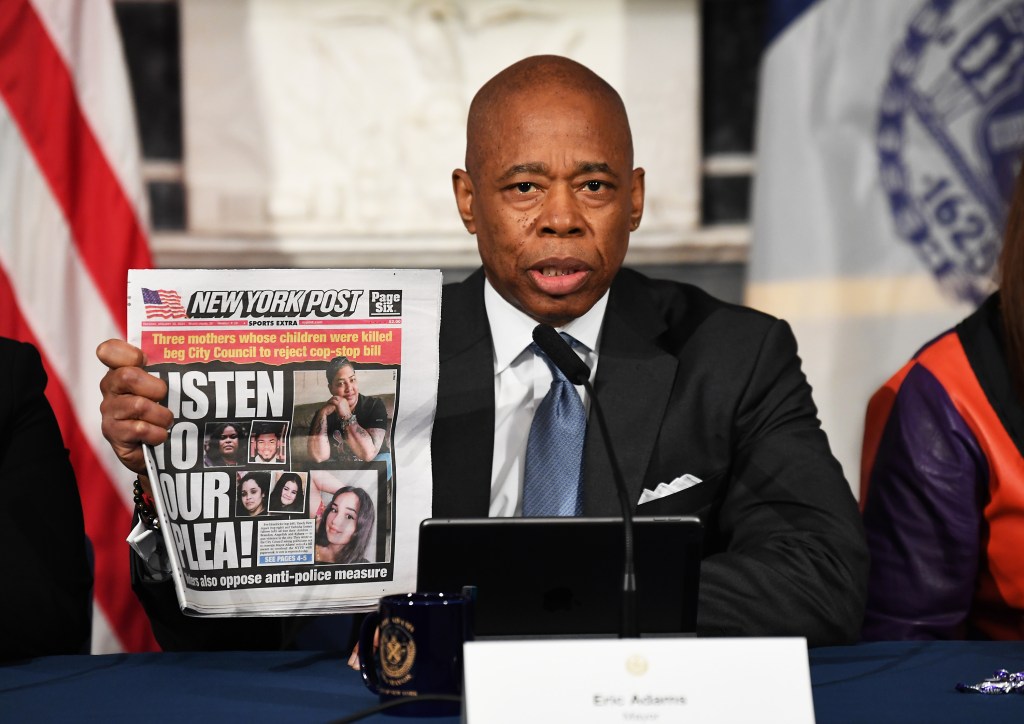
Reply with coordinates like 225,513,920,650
484,277,609,374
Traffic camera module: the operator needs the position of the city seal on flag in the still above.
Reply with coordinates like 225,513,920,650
876,0,1024,305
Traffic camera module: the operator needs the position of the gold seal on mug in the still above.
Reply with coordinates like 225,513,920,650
380,616,417,686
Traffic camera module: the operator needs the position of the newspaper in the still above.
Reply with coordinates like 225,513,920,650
127,269,441,616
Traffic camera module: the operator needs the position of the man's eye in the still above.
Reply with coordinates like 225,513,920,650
515,182,535,193
584,180,605,191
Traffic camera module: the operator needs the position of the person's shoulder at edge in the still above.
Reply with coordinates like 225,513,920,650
0,336,93,660
0,336,43,378
0,338,47,423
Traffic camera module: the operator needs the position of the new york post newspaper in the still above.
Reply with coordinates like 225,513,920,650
128,269,441,616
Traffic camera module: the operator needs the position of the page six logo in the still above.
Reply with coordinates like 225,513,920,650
369,290,403,317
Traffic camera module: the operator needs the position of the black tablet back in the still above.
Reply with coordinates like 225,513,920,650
417,516,702,638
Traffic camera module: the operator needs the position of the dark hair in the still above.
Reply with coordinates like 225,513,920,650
235,471,269,516
1001,160,1024,403
205,421,247,466
269,472,305,513
251,421,283,439
315,486,375,563
325,356,354,383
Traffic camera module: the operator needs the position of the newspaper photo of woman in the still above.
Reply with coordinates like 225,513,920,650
269,472,305,514
236,471,269,517
314,486,374,564
205,422,247,467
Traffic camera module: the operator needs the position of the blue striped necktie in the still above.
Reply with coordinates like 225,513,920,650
522,333,586,516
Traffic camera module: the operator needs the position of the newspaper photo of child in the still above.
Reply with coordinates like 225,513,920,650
269,471,306,514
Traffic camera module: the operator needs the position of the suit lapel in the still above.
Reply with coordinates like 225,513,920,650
431,270,495,517
582,271,678,515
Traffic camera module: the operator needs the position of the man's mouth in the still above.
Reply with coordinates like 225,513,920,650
539,266,576,277
529,261,590,295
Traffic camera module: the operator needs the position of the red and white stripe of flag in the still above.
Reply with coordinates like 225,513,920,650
0,0,158,652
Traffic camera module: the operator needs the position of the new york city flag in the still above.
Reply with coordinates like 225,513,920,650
748,0,1024,492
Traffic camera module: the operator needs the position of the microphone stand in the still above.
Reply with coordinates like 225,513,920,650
532,324,638,638
580,376,638,638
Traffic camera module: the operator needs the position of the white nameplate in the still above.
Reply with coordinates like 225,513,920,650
464,637,814,723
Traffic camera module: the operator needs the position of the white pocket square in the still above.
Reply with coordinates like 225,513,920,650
637,473,703,505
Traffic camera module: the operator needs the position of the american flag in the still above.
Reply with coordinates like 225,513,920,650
0,0,158,652
142,288,188,319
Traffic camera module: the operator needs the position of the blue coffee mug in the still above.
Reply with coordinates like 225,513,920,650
358,591,473,717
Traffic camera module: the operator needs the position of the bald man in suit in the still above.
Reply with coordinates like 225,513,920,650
99,55,867,650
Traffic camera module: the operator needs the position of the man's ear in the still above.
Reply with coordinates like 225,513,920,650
629,167,645,231
452,169,477,234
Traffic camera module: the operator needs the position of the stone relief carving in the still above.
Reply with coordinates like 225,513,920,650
182,0,696,242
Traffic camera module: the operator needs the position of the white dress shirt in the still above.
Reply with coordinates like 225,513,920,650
483,279,608,516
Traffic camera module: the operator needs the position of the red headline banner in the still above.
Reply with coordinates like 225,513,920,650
141,328,402,366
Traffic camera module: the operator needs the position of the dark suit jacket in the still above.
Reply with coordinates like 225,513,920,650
0,338,92,660
433,268,868,645
135,268,867,649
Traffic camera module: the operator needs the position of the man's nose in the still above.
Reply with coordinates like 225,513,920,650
539,183,583,237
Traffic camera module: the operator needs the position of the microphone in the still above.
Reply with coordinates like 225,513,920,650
532,324,591,385
532,324,638,638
